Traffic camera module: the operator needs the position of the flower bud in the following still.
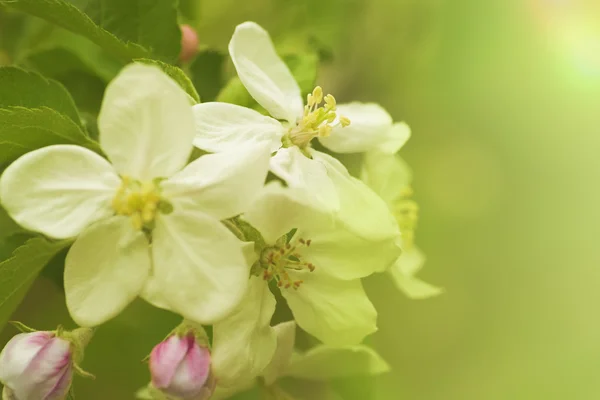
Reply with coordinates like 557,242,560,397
150,334,213,400
179,25,199,63
0,332,72,400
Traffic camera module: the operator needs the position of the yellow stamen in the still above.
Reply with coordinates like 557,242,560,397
259,236,316,290
112,176,171,231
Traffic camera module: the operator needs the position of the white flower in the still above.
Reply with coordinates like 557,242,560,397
0,64,271,327
193,22,365,211
0,332,72,400
230,181,401,346
361,151,443,299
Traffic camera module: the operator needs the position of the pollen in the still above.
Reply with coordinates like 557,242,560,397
393,187,419,249
286,86,351,149
112,176,171,231
259,236,316,289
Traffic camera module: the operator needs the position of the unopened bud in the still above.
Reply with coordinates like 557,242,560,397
0,332,72,400
150,334,214,400
179,25,199,63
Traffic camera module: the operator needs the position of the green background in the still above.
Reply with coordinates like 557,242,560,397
3,0,600,399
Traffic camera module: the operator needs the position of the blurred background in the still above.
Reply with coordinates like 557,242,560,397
3,0,600,399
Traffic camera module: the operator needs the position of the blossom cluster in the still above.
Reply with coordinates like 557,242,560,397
0,22,440,399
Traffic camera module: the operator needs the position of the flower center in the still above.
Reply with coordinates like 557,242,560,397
258,236,316,289
284,86,351,150
112,176,173,231
393,187,419,249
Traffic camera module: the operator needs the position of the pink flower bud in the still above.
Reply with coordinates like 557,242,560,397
0,332,72,400
179,25,199,63
150,334,213,400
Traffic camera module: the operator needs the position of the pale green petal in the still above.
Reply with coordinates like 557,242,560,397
0,145,119,239
285,345,390,381
229,22,303,123
282,270,377,346
162,143,271,220
376,122,411,154
192,102,284,153
314,150,400,241
150,211,249,324
65,217,151,327
270,147,340,212
361,151,412,206
212,276,277,387
390,247,443,299
262,321,296,385
320,102,392,154
98,64,195,180
211,381,255,400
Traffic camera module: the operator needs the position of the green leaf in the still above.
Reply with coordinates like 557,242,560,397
283,53,318,97
0,0,152,62
84,0,181,62
189,50,225,102
285,345,390,381
135,58,200,103
0,66,82,125
0,107,101,168
0,237,71,328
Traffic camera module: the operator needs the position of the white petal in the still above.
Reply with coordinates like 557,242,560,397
65,217,151,327
192,102,284,153
319,102,393,154
390,247,443,299
0,145,119,239
282,270,377,346
262,321,296,385
149,211,249,324
242,182,331,245
316,150,400,241
361,151,412,206
162,143,271,220
211,277,277,387
0,333,51,384
99,64,195,180
285,345,390,381
376,122,411,154
270,147,339,211
229,22,303,123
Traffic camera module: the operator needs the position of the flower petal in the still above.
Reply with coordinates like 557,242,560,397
65,217,151,327
319,102,393,154
242,182,331,245
314,150,400,241
270,147,339,211
150,335,189,389
361,151,412,206
229,22,303,123
285,345,390,381
377,122,411,154
282,270,377,346
192,102,284,153
150,211,249,324
0,145,119,239
0,332,52,384
162,143,271,220
98,64,195,180
211,276,277,387
262,321,296,385
390,247,443,299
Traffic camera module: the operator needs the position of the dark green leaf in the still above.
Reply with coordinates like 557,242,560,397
0,66,82,125
189,50,225,102
0,237,71,328
0,0,152,62
135,58,200,103
84,0,181,62
0,107,101,167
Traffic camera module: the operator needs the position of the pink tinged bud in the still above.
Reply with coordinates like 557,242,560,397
150,334,211,399
179,25,199,63
0,332,72,400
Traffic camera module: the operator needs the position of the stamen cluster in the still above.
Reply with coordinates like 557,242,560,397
112,177,170,230
259,236,316,289
287,86,351,149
